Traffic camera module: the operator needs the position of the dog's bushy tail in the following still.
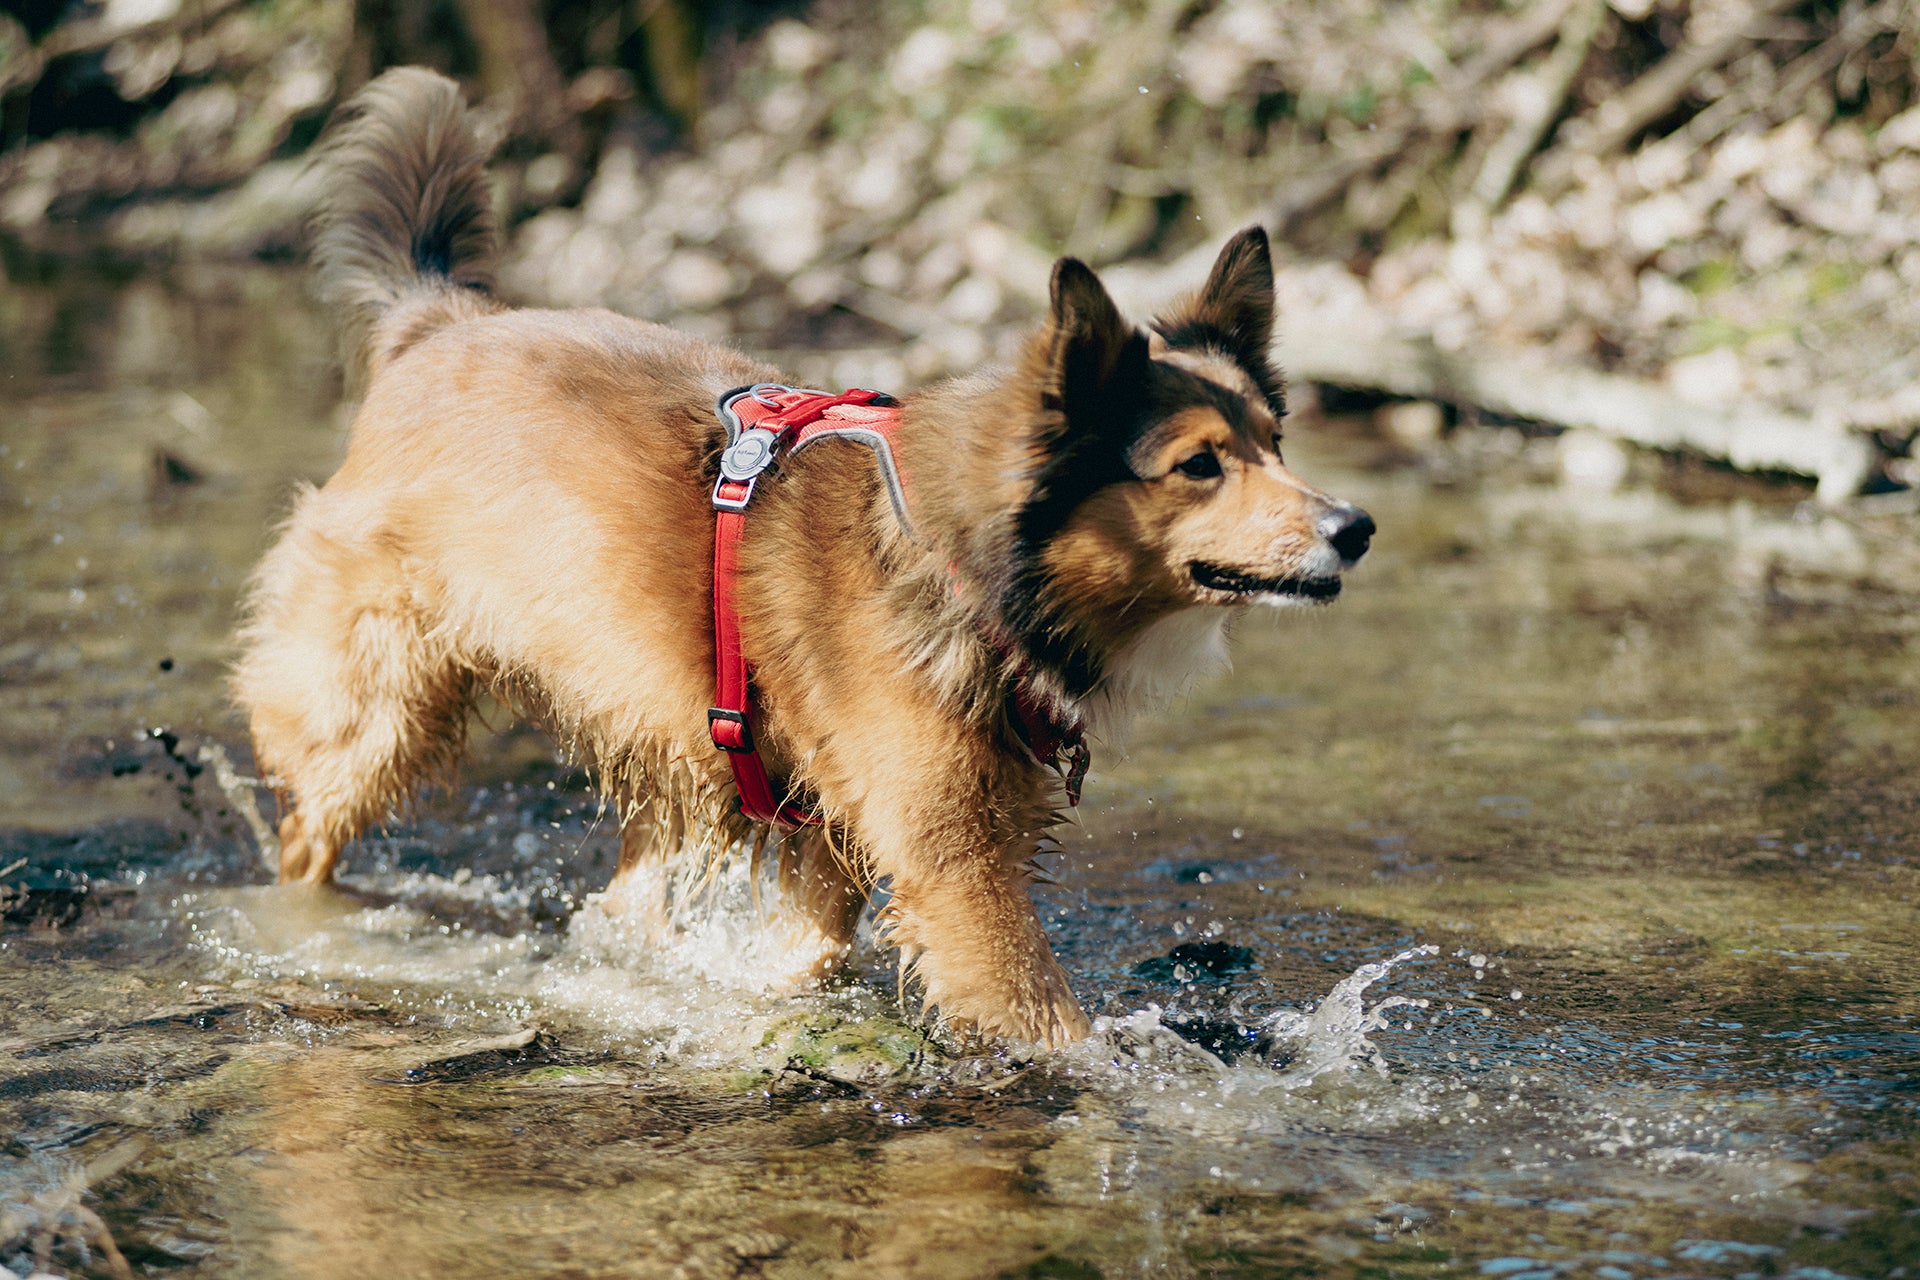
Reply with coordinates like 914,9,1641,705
310,67,499,378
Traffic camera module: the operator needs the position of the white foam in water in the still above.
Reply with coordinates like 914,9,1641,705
176,858,1450,1088
1080,944,1436,1084
169,854,887,1065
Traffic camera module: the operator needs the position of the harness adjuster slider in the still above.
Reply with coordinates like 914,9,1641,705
708,707,753,753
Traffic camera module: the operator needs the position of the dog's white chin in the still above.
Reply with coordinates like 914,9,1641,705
1082,607,1235,745
1251,588,1337,609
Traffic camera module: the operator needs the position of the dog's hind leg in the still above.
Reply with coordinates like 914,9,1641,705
237,517,475,885
258,627,474,885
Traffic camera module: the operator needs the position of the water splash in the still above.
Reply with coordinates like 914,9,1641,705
1262,943,1438,1085
165,856,898,1065
1079,943,1439,1094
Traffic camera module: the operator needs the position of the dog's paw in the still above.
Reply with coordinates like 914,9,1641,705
927,954,1092,1049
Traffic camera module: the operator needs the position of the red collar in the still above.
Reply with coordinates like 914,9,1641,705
1006,665,1091,806
967,602,1090,806
706,383,1090,827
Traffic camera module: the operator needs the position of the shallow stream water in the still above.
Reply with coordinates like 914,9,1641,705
2,268,1917,1279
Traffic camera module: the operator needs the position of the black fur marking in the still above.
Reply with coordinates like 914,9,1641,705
1151,226,1286,416
1000,355,1278,701
414,226,456,279
1151,320,1286,418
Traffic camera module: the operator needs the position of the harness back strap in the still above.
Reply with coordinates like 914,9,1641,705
708,384,905,827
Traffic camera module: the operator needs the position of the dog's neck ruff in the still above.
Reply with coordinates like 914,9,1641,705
706,383,1090,827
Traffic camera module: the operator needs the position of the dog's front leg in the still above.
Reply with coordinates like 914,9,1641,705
854,787,1090,1047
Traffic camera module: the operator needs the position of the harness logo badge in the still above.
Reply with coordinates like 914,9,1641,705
720,428,778,482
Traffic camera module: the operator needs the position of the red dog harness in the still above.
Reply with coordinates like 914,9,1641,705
706,382,1089,827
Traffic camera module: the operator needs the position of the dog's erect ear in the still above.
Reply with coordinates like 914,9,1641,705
1153,226,1282,409
1045,257,1147,429
1160,225,1274,359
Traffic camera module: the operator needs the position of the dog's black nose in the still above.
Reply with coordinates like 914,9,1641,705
1324,507,1375,563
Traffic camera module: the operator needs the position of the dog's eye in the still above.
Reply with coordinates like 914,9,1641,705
1173,451,1222,480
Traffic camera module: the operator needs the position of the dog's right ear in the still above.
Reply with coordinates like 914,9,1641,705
1043,257,1147,431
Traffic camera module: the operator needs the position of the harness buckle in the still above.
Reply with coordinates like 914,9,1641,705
708,707,753,753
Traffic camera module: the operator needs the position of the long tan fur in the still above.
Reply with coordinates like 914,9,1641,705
309,66,500,379
235,68,1374,1047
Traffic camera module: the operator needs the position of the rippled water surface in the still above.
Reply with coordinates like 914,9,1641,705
3,269,1917,1279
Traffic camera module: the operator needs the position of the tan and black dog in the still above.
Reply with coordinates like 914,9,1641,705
234,68,1373,1046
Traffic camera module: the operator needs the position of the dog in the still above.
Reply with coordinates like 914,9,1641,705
233,67,1374,1047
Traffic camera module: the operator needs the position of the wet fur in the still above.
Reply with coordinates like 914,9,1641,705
234,68,1370,1047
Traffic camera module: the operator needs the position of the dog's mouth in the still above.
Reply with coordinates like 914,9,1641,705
1189,561,1342,602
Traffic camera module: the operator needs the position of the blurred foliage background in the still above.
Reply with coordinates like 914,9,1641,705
3,0,1920,492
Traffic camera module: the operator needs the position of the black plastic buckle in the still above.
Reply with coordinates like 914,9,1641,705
708,707,753,753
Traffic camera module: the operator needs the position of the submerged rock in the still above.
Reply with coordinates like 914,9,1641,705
1131,940,1258,984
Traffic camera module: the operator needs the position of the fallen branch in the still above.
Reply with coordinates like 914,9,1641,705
1268,0,1584,231
0,1137,144,1280
1680,0,1900,149
36,0,247,61
1533,0,1805,194
1347,134,1450,236
1278,321,1878,503
1456,0,1608,234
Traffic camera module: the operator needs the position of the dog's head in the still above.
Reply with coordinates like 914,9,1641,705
1002,226,1372,698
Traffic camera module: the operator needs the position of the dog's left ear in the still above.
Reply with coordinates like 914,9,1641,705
1045,257,1148,431
1153,226,1283,410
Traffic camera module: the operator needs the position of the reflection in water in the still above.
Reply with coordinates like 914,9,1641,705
2,269,1917,1278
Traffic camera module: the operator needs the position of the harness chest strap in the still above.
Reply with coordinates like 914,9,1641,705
706,383,1089,828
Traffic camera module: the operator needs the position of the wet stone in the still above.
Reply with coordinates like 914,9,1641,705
0,867,92,929
396,1028,555,1084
